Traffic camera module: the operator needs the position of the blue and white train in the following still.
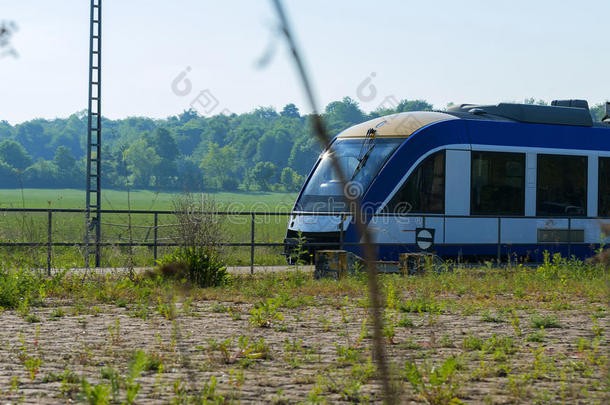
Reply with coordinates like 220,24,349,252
286,100,610,262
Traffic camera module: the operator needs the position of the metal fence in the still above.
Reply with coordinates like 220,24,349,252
0,208,607,275
0,208,300,275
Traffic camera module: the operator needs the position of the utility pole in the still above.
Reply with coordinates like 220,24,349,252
85,0,102,267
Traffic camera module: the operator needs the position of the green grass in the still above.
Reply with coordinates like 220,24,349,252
0,189,298,267
0,188,297,210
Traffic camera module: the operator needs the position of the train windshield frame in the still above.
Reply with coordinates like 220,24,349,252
295,138,403,212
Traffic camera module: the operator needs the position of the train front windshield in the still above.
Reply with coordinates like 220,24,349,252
296,138,403,212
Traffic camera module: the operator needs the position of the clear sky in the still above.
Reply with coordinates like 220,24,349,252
0,0,608,124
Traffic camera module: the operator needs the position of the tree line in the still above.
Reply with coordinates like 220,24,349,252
0,98,606,192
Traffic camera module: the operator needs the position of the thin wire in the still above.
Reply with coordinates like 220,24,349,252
269,1,396,403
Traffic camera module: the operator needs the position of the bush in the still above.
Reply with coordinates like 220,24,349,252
156,247,230,288
0,268,44,309
158,193,230,287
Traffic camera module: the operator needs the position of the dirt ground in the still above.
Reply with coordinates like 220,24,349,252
0,296,607,404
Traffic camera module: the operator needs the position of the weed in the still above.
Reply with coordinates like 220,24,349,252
440,334,455,348
228,306,242,320
509,309,522,337
228,367,245,387
399,337,422,350
526,329,546,343
207,335,270,365
212,303,228,313
156,247,230,288
403,356,462,404
107,319,121,345
398,314,415,328
336,343,364,366
317,314,332,331
100,367,121,402
352,357,376,383
171,376,225,404
463,334,483,351
530,345,556,379
482,334,516,356
481,310,504,323
249,298,283,328
49,307,65,320
17,331,42,381
124,349,148,404
81,377,111,405
383,310,398,344
400,294,444,314
530,313,563,329
24,313,40,323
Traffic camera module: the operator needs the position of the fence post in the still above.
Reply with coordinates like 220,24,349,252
339,217,344,251
153,212,158,261
47,210,52,276
250,213,255,275
497,217,501,263
568,217,572,259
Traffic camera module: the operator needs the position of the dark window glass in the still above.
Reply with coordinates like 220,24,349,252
387,150,445,213
600,157,610,217
471,152,525,215
537,154,587,216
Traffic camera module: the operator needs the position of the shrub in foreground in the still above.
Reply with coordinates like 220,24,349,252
155,247,230,288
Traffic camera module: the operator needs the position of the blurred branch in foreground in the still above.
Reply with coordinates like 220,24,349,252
0,20,18,58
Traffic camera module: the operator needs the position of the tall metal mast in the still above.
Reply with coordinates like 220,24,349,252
85,0,102,267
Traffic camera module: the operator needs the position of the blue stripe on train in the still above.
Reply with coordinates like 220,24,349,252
370,243,601,262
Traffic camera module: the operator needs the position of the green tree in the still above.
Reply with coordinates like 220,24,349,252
0,139,32,170
200,143,238,190
324,97,365,133
124,139,161,187
280,103,300,119
280,167,303,191
53,146,76,171
148,128,179,161
396,99,434,112
15,121,49,159
251,161,276,191
591,102,609,122
255,128,293,167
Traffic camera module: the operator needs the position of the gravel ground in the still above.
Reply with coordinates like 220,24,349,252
0,296,607,404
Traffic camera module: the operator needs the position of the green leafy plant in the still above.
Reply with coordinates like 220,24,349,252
526,329,545,343
530,313,562,329
403,357,463,404
400,294,444,314
207,336,270,365
462,334,483,351
335,344,364,366
81,377,111,405
249,298,283,328
156,247,230,288
481,310,504,323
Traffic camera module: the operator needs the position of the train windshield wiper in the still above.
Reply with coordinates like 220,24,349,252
350,128,376,180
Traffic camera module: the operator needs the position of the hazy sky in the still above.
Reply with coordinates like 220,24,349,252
0,0,608,124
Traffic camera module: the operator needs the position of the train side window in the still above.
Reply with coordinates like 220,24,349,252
387,150,445,213
537,154,587,216
471,152,525,215
600,157,610,217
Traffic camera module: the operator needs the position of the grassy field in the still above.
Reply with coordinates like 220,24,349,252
0,188,298,211
0,189,298,267
0,258,607,404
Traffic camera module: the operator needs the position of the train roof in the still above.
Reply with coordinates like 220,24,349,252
336,100,609,139
446,99,609,128
336,111,458,138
